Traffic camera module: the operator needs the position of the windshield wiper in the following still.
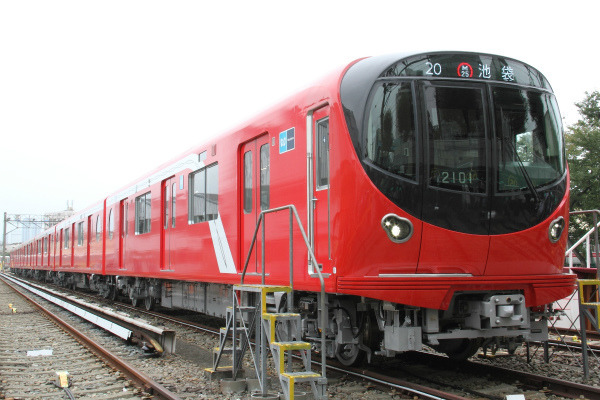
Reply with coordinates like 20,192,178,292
505,139,541,203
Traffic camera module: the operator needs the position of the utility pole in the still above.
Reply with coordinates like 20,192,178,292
2,212,7,268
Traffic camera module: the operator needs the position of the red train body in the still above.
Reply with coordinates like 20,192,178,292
10,51,576,362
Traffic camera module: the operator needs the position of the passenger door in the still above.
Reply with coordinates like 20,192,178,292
119,199,128,269
311,107,331,273
161,178,176,270
240,134,270,275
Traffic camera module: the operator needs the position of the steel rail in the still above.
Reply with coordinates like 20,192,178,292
110,301,471,400
401,351,600,400
0,274,182,400
469,360,600,400
15,276,600,400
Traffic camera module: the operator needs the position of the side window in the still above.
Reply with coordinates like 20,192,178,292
189,163,219,223
316,117,330,190
64,228,70,249
190,168,206,223
206,163,219,221
96,215,102,241
78,221,84,246
135,192,152,234
244,151,252,214
260,144,270,210
108,209,114,239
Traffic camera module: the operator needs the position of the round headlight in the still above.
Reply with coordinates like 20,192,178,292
381,214,413,243
548,216,565,243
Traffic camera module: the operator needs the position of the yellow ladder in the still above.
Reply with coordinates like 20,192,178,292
235,284,326,400
578,279,600,331
578,279,600,380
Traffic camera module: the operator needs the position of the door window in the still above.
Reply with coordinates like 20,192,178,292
316,117,330,190
172,183,176,227
164,185,169,229
260,144,270,210
244,151,253,214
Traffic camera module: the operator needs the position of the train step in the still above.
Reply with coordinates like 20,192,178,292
226,305,257,313
233,284,292,294
212,346,243,354
220,326,249,336
272,341,311,351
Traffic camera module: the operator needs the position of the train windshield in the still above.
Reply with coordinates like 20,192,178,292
344,52,568,234
424,85,487,193
365,83,565,194
365,82,416,181
493,87,565,192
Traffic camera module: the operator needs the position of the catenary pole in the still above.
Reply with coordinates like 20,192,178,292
2,212,7,268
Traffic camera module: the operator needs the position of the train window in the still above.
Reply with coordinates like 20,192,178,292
172,182,176,227
96,215,102,241
189,163,219,223
206,164,218,220
493,87,565,192
43,237,48,254
366,82,416,180
425,85,487,193
108,209,114,239
190,169,206,222
260,144,270,210
164,185,169,229
244,151,252,214
316,118,329,190
64,228,70,249
78,222,84,246
135,192,152,234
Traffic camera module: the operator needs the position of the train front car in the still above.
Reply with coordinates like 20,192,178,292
331,52,576,363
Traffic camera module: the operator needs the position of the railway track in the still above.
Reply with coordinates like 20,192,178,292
0,275,181,400
6,274,600,400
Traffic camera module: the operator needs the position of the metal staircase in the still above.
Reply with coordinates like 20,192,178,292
578,279,600,379
564,210,600,380
212,205,327,400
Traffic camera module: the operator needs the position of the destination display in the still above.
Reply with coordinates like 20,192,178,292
383,53,551,89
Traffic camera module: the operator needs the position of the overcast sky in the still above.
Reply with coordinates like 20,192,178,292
1,0,599,220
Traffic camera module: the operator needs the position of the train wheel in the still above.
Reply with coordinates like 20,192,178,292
436,338,481,360
144,296,154,311
335,343,364,366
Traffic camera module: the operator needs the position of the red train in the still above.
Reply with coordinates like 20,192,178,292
10,51,576,363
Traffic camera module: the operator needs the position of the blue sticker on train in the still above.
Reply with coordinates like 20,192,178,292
279,128,295,154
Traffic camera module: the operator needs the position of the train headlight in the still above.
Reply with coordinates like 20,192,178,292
381,214,413,243
548,216,565,243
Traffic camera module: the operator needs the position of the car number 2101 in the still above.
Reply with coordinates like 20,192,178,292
438,171,474,184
